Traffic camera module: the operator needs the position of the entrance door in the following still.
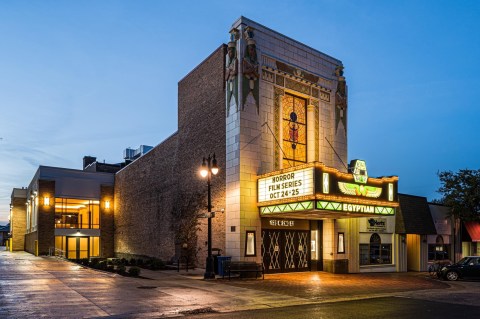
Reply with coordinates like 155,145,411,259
262,230,310,273
66,237,89,259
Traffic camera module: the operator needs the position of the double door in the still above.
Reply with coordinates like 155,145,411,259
67,236,89,259
262,229,310,273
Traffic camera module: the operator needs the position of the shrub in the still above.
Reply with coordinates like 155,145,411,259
128,266,141,277
121,258,128,265
116,264,126,275
149,258,165,270
130,258,137,266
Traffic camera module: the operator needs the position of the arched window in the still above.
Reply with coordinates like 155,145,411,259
359,233,392,265
428,235,449,261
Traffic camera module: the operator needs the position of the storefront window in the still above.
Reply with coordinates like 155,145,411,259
428,235,450,261
282,93,307,168
54,198,100,229
360,233,392,265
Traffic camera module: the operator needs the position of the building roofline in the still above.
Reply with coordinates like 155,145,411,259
232,16,343,65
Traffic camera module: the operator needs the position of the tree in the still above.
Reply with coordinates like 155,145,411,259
170,191,205,265
437,169,480,221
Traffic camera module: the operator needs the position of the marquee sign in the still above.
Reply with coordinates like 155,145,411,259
258,167,314,202
257,161,398,217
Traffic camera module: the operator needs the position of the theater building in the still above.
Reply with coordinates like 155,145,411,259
113,16,401,273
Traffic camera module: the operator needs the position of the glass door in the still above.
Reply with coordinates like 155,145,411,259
66,236,90,259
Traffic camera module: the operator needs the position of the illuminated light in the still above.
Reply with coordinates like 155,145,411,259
258,167,314,202
349,160,368,184
211,156,219,175
105,201,110,209
388,183,394,201
322,173,329,194
44,197,50,206
338,182,382,198
200,157,208,177
260,201,314,215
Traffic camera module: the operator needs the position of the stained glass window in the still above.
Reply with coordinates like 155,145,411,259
282,94,307,167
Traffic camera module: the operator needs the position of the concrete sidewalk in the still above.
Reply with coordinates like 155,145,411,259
0,248,476,318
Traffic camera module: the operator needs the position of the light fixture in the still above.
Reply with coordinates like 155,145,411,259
199,153,220,280
44,197,50,206
200,158,208,178
105,200,110,209
211,154,219,175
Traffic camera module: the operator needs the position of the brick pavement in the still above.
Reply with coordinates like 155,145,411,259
218,271,449,301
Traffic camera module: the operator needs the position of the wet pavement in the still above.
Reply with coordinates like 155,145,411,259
1,248,478,318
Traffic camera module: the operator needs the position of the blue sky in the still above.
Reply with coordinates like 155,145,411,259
1,0,479,224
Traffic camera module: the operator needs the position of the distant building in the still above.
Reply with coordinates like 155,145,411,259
10,166,114,258
0,223,10,246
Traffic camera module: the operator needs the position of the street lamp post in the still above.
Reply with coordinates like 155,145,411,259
200,153,219,279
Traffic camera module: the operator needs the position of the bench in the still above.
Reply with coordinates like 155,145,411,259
223,261,264,280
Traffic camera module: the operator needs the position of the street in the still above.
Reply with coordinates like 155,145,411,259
190,297,480,319
1,249,479,318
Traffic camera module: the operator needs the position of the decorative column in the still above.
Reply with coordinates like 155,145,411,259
307,104,316,163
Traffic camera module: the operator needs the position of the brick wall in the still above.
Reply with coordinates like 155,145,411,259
100,185,114,257
11,195,27,251
177,45,227,266
114,45,227,266
37,180,55,255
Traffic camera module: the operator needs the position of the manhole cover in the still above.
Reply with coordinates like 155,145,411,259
137,286,157,289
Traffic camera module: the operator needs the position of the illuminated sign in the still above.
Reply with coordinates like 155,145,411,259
258,167,314,202
338,182,382,198
269,220,294,227
316,201,395,215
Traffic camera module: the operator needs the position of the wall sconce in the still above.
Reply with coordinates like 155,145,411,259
44,197,50,206
105,200,110,209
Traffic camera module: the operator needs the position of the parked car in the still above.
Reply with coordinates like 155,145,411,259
439,256,480,281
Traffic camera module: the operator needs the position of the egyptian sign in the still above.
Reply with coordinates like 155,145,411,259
258,167,314,202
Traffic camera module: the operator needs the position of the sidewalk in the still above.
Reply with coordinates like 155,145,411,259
0,249,470,318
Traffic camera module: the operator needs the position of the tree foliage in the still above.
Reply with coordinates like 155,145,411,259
170,191,205,264
437,169,480,221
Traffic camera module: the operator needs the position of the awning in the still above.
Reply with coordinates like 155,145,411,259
464,221,480,242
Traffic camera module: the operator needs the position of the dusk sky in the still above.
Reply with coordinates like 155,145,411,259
1,1,479,224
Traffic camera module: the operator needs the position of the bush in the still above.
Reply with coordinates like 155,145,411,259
95,260,107,270
128,266,141,277
116,264,126,275
149,258,165,270
121,258,128,265
130,258,137,266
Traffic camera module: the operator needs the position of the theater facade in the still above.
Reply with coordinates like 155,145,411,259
223,17,401,273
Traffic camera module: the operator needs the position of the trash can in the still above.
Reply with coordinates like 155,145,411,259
217,256,231,277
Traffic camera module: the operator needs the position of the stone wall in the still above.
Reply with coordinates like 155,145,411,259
114,45,227,267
